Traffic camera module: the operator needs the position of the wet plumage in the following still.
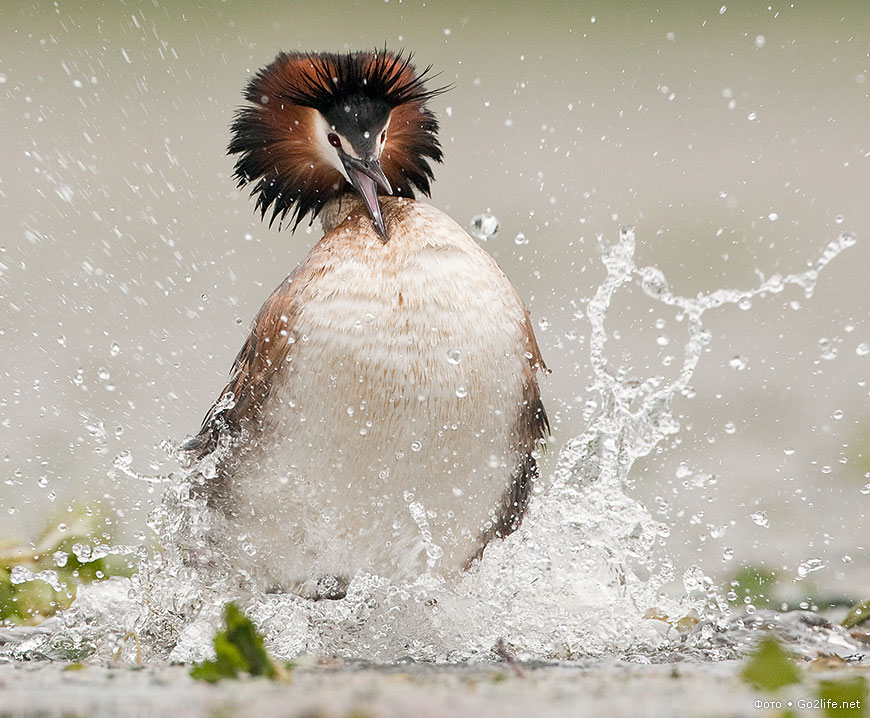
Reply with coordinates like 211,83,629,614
186,50,548,598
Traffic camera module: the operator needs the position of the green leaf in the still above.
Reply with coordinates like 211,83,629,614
0,566,15,621
817,676,867,718
842,600,870,629
189,660,230,683
740,636,802,692
222,602,276,679
189,602,281,683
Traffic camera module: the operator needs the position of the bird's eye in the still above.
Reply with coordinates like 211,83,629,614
380,130,387,144
327,132,342,149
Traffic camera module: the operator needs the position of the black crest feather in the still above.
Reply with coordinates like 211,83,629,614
279,49,447,110
228,49,449,232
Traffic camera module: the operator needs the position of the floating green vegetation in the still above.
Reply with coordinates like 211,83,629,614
0,508,135,625
190,602,290,683
818,676,867,718
741,635,868,718
741,636,801,692
842,600,870,629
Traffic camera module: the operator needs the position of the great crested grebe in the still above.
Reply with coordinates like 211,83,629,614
185,50,549,599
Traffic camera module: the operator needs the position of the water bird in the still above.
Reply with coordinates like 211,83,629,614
185,50,549,599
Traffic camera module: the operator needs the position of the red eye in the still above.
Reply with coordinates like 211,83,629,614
327,132,341,148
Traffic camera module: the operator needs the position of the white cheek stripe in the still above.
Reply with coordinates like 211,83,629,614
314,113,352,182
376,114,391,157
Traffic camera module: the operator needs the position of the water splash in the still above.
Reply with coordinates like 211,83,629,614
1,228,861,664
469,212,500,241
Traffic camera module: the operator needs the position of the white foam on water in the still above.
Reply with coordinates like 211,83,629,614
2,228,862,665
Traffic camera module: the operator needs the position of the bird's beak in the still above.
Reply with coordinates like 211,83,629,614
340,153,393,243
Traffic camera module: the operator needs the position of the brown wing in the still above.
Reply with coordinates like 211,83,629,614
498,311,550,534
183,275,301,462
466,305,549,568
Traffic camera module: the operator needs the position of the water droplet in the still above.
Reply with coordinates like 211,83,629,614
754,35,766,48
767,211,778,221
834,214,844,225
514,232,528,245
860,484,870,495
455,385,468,398
719,4,727,14
640,267,669,296
856,343,869,356
797,557,824,578
728,356,747,371
410,440,422,452
469,213,500,241
110,341,120,357
721,547,734,561
784,447,795,456
818,337,837,360
723,422,736,434
750,511,769,528
446,348,462,365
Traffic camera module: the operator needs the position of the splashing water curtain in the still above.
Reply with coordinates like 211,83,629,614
0,228,859,664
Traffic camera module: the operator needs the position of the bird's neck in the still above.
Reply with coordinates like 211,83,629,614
319,193,367,235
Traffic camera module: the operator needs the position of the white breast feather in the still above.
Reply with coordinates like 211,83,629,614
223,200,532,591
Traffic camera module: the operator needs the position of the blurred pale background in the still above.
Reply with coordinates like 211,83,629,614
1,1,868,597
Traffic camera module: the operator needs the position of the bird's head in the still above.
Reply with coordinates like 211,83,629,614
229,50,447,242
